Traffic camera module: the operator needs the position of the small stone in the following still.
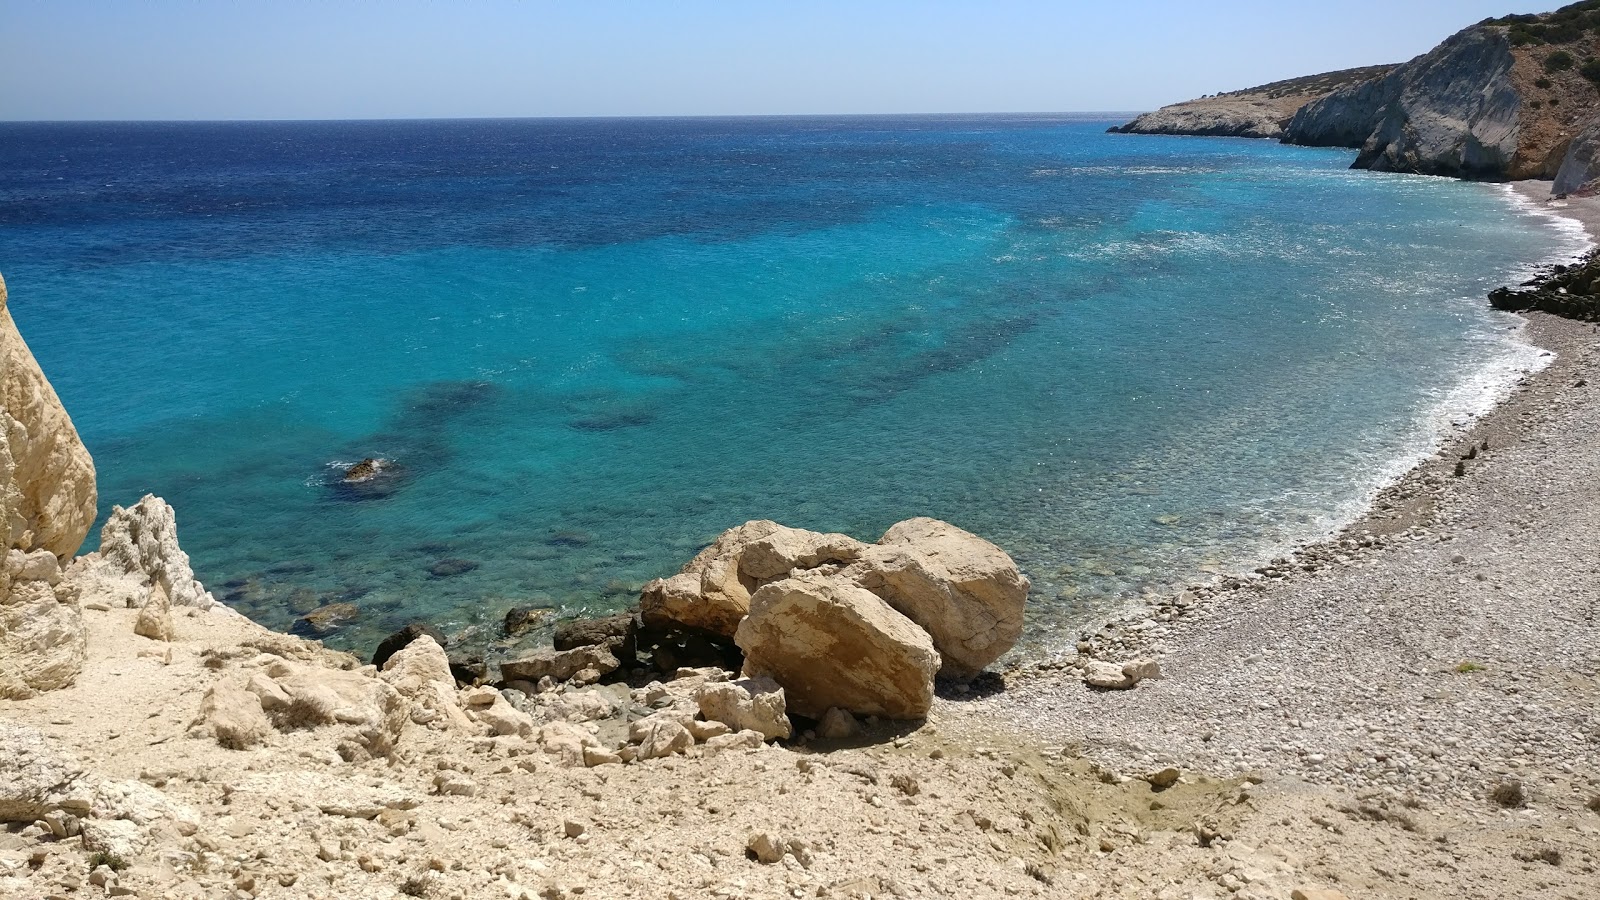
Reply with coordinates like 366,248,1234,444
563,819,588,839
1291,890,1351,900
817,707,862,740
746,831,786,864
1146,767,1181,790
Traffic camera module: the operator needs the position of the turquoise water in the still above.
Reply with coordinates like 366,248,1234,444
0,117,1579,655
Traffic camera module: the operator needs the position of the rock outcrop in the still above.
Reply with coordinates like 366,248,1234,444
1110,66,1396,140
1489,250,1600,321
847,517,1029,681
0,273,97,698
1286,26,1524,178
0,274,97,561
735,574,941,720
1554,120,1600,194
64,494,218,611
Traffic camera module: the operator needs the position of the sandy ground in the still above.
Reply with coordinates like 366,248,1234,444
4,185,1600,900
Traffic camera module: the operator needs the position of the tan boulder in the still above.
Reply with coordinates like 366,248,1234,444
499,644,619,684
641,520,867,637
734,574,939,720
0,721,95,822
380,635,472,730
847,517,1028,680
133,580,174,642
192,679,274,750
630,712,694,759
0,273,97,562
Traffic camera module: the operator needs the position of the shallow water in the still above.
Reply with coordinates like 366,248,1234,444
0,116,1580,655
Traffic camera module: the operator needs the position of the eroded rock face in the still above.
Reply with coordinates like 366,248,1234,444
640,521,866,638
1554,121,1600,196
0,274,97,697
0,721,94,822
0,550,86,698
1109,66,1397,141
847,517,1029,681
0,274,97,561
735,574,940,720
1286,26,1526,178
65,494,218,611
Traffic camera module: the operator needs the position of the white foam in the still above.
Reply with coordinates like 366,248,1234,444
1214,185,1582,570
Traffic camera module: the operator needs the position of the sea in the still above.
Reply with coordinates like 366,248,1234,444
0,115,1586,657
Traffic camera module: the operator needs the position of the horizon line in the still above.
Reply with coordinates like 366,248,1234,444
0,110,1147,125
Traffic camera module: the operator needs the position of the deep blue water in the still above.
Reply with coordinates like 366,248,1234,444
0,116,1580,656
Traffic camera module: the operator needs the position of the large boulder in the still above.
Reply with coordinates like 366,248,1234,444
640,521,867,638
380,634,472,730
0,549,85,698
847,517,1029,681
0,273,97,562
734,574,939,720
0,721,95,821
65,494,218,610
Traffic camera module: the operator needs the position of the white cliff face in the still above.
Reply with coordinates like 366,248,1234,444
1286,27,1524,178
1554,121,1600,195
65,494,219,611
0,272,97,698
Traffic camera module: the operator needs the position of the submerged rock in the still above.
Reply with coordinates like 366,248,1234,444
292,602,361,637
342,457,389,483
427,557,478,578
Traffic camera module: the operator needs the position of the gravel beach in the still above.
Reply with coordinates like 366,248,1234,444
937,183,1600,897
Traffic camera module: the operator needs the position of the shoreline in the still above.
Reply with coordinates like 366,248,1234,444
1003,177,1596,669
939,181,1600,894
5,187,1599,900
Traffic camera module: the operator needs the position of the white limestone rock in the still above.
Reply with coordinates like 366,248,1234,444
380,635,472,731
65,494,217,610
0,722,95,822
133,580,174,642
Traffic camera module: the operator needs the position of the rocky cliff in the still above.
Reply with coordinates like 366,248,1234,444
1125,4,1600,185
1285,26,1530,177
1109,66,1396,140
0,272,98,698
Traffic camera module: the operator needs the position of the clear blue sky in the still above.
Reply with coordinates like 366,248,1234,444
1,1,1536,120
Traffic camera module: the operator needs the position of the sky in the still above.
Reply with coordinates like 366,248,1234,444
0,1,1540,120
